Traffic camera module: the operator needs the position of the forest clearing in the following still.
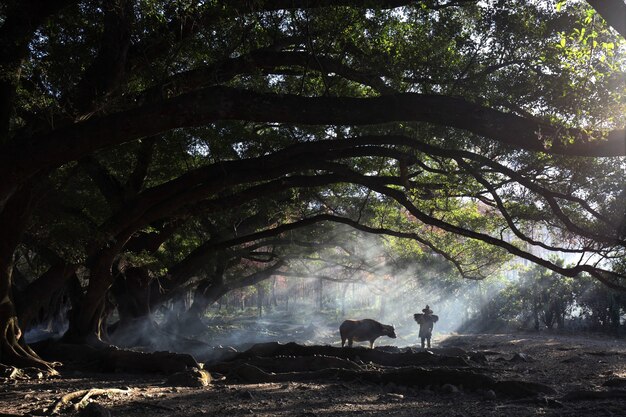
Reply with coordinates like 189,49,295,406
2,328,626,416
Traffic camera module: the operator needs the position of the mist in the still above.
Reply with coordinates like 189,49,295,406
112,230,499,359
35,226,618,362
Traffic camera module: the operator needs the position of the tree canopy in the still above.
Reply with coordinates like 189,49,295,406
0,0,625,371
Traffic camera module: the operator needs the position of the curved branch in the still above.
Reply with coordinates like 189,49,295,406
68,0,133,116
407,138,622,245
79,156,125,209
124,136,157,196
457,159,601,253
341,170,626,290
141,50,395,102
3,86,624,201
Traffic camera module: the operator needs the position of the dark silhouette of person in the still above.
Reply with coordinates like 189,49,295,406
413,305,439,348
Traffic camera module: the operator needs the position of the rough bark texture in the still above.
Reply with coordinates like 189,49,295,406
0,185,55,371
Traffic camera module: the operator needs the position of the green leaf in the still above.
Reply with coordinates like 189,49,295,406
556,1,566,12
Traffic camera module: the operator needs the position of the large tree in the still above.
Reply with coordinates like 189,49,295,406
0,0,625,370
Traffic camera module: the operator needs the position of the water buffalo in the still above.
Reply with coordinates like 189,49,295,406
339,319,396,348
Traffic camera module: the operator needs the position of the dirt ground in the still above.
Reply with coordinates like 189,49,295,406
2,332,626,417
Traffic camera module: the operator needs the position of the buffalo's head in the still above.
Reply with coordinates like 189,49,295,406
384,324,397,338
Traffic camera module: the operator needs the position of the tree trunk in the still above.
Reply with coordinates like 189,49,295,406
341,282,349,316
15,263,77,329
316,278,323,312
107,266,155,345
256,284,265,317
0,184,55,371
555,300,565,329
609,294,621,337
543,307,555,329
271,277,278,307
182,258,227,327
185,282,226,324
533,301,540,331
64,246,121,344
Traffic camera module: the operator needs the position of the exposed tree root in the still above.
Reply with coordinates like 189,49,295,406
223,342,472,367
226,364,465,386
561,389,626,401
0,311,58,376
226,363,555,398
492,380,556,398
216,342,555,398
0,363,51,380
506,396,564,408
35,341,200,374
44,387,132,415
208,354,363,374
603,377,626,388
104,349,199,374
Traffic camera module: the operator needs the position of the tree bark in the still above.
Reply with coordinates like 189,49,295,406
183,276,227,328
64,243,126,343
15,263,76,329
0,184,54,371
256,284,265,317
110,267,152,325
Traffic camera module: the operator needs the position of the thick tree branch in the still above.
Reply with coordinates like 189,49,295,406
407,138,622,245
335,168,626,290
226,260,285,291
3,86,623,202
124,136,157,197
79,156,125,209
142,50,396,101
457,159,609,253
68,0,133,116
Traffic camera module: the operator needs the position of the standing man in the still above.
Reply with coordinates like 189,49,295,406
413,305,439,348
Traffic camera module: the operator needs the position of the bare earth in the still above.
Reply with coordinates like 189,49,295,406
2,332,626,417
